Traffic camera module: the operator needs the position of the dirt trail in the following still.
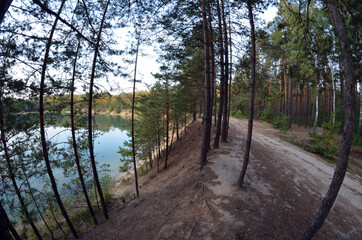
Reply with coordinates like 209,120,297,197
205,117,362,239
80,118,361,240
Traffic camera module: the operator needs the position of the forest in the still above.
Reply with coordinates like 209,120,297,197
0,0,360,239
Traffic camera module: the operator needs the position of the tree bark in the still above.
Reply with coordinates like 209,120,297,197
164,76,169,170
313,91,319,131
213,0,225,149
301,0,356,238
207,2,215,151
0,101,42,240
19,161,54,239
228,15,232,131
0,201,20,240
70,36,97,225
131,35,140,195
200,0,212,170
87,0,111,216
282,58,288,114
237,0,255,189
305,83,309,127
221,0,229,141
38,0,78,238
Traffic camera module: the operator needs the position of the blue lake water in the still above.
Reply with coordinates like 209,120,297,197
32,114,131,193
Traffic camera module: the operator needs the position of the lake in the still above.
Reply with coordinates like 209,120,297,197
31,114,131,193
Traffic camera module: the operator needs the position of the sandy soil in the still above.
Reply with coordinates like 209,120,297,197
79,117,361,240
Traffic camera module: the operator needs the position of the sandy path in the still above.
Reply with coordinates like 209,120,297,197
205,117,362,239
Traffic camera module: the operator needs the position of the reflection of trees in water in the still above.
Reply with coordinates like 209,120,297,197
93,115,131,132
25,114,131,133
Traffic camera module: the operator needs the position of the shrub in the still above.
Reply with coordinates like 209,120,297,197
272,114,290,132
231,108,247,118
353,125,362,147
260,107,274,123
304,120,341,158
100,174,114,204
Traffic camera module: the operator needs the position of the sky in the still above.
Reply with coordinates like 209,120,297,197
4,2,277,95
113,5,278,94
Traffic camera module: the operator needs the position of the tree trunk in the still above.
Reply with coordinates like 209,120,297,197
0,101,42,240
323,84,327,123
19,160,54,239
237,0,255,189
298,85,302,126
148,151,153,169
0,201,20,240
164,76,169,170
157,129,160,172
70,36,97,225
305,84,309,127
221,0,229,141
131,35,140,196
176,117,179,140
359,82,362,128
87,0,111,216
313,91,319,131
339,56,344,100
38,1,78,238
48,202,65,236
301,0,356,238
207,1,215,150
282,58,288,114
227,14,232,131
213,0,225,149
200,0,212,170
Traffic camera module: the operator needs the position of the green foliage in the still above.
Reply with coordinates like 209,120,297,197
272,114,290,132
231,109,247,118
100,174,114,204
304,121,341,158
119,140,133,173
353,125,362,147
260,106,275,122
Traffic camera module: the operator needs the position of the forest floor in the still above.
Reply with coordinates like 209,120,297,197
79,117,362,240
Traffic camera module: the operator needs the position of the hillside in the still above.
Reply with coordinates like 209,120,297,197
80,118,362,240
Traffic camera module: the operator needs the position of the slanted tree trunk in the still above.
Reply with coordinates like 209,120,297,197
38,1,78,238
18,157,54,239
48,202,65,236
131,35,140,196
301,0,356,238
221,0,229,141
200,0,212,170
237,0,255,189
0,101,42,240
87,0,111,216
0,201,20,240
70,37,97,225
213,0,225,149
